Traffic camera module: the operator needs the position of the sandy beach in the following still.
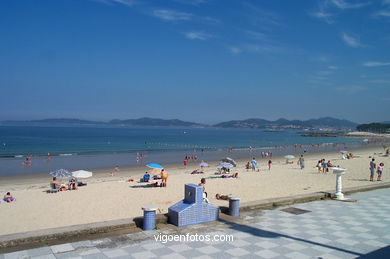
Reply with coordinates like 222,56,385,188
0,146,389,236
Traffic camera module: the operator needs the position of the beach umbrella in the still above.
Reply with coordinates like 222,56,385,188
218,162,234,168
50,169,71,178
199,162,209,167
71,170,93,179
221,157,237,166
146,163,164,170
284,155,295,159
363,139,369,142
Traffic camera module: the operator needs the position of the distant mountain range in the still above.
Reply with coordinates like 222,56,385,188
213,117,357,129
0,117,358,129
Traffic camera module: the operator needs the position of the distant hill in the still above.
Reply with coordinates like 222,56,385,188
214,117,357,130
0,116,358,129
1,118,104,126
108,117,205,127
0,117,205,128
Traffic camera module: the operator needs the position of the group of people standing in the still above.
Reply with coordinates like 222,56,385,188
316,159,332,173
369,159,384,181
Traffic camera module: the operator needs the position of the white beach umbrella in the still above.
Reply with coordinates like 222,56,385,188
284,155,295,159
71,170,93,179
221,157,237,166
218,162,234,168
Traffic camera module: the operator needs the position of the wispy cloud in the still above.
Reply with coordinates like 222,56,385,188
374,10,390,17
384,0,390,5
227,43,281,55
317,70,334,76
185,31,213,40
95,0,137,7
363,61,390,67
311,10,334,24
174,0,208,6
152,9,193,21
243,44,281,53
335,85,367,94
329,0,370,9
311,55,331,63
243,2,280,27
228,46,242,54
328,65,338,70
369,79,390,83
341,33,364,47
244,30,267,40
311,0,369,23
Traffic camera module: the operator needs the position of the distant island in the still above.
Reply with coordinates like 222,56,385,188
0,117,362,130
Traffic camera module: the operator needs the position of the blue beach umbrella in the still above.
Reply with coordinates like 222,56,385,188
50,169,72,178
146,163,164,170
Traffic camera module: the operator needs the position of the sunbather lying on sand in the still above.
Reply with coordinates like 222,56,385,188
221,173,238,178
215,194,230,200
191,169,204,174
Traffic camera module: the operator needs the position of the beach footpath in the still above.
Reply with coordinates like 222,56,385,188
1,185,390,258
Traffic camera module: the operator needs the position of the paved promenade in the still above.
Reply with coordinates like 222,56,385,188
2,188,390,259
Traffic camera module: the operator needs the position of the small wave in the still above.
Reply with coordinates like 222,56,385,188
59,153,74,156
14,155,24,158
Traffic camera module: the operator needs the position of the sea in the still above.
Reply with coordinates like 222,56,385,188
0,125,376,176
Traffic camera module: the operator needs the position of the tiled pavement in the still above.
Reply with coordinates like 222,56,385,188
2,188,390,259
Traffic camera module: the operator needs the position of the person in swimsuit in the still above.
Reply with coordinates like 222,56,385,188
3,192,15,203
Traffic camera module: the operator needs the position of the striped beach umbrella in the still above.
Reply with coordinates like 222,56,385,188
50,169,72,178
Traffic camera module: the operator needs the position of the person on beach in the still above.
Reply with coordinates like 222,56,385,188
183,158,188,167
3,192,15,203
245,162,251,171
322,159,328,173
199,178,208,202
251,157,258,172
377,163,384,181
215,193,230,200
51,177,60,189
68,177,78,190
161,169,168,187
370,158,376,181
327,160,333,168
297,155,305,170
221,172,238,178
317,160,322,173
142,172,150,182
268,160,272,170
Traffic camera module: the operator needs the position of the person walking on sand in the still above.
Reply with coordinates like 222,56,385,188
369,158,376,181
297,155,305,170
161,169,168,187
251,157,258,172
377,162,384,181
268,160,272,170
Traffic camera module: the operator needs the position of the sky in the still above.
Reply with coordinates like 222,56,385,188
0,0,389,124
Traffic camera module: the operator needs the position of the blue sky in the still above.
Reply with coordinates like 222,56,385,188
0,0,389,124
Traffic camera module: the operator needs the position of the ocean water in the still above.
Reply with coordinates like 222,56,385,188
0,125,369,176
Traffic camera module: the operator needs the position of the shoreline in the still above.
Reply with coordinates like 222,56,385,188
0,145,388,236
0,139,386,177
0,144,385,189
